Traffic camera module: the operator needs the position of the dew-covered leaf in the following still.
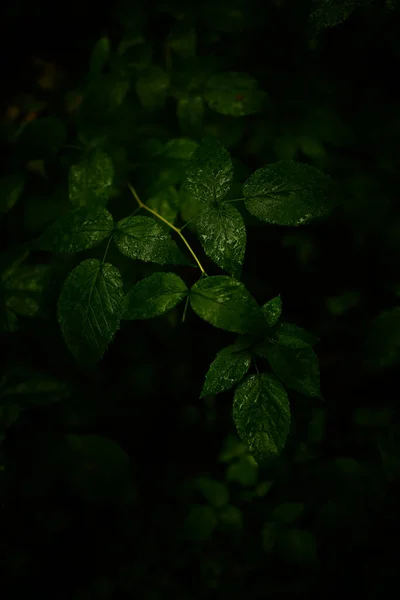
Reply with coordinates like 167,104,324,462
261,295,282,327
190,275,262,334
196,203,246,277
200,343,251,398
38,207,113,252
243,160,335,226
184,137,233,204
58,259,124,364
69,151,114,207
114,215,187,265
124,272,188,320
233,373,291,460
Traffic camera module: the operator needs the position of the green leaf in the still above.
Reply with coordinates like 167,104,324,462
193,477,229,508
204,72,268,117
196,203,246,277
114,215,187,265
17,117,66,159
80,74,129,119
266,345,321,398
38,207,113,252
365,307,400,368
233,373,291,460
0,172,26,216
124,272,188,320
226,454,258,487
200,343,251,398
58,259,124,364
168,24,196,58
89,37,110,78
243,160,335,226
147,186,180,224
183,504,218,541
163,138,199,160
277,528,316,564
136,66,169,110
261,295,282,327
69,151,114,207
309,0,359,33
190,276,262,334
3,264,51,318
184,137,233,204
271,502,304,524
177,95,204,136
0,370,70,407
273,322,319,348
218,505,243,532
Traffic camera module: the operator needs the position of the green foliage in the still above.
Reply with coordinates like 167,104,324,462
233,373,291,461
271,502,304,524
0,172,25,216
124,272,188,319
200,342,252,398
89,37,111,79
69,151,114,207
204,72,268,117
136,66,169,110
243,161,335,226
58,259,124,364
261,295,282,327
184,137,233,204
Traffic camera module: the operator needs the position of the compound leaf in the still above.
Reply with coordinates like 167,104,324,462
233,373,291,460
184,137,233,204
243,160,335,226
58,259,124,364
38,207,113,252
190,275,262,334
124,272,188,320
197,202,246,277
200,343,252,398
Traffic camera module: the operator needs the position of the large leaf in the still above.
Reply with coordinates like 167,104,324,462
124,272,188,320
196,203,246,277
266,344,321,398
200,343,252,398
184,137,233,204
114,215,187,264
204,72,268,117
69,151,114,207
0,172,26,216
38,207,113,252
233,373,291,460
58,259,124,364
243,161,335,226
190,275,262,334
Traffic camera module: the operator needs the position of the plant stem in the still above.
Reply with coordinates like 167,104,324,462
128,184,207,275
182,295,190,323
225,197,245,204
102,235,113,264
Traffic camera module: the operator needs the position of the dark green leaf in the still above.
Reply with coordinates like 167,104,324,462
184,137,233,204
200,343,251,398
38,207,113,252
89,37,110,78
271,502,304,524
124,272,188,320
114,215,187,265
16,117,66,160
309,0,360,33
277,528,316,564
273,322,319,348
218,505,243,532
3,264,51,318
193,477,229,507
226,454,259,487
177,95,204,136
190,276,262,334
196,203,246,277
69,151,114,207
0,370,70,406
58,259,124,364
243,160,335,226
204,72,268,117
163,138,199,160
261,295,282,327
147,186,180,224
0,172,26,216
80,74,129,119
168,24,196,58
353,407,394,428
365,307,400,368
266,345,321,397
136,66,169,110
307,408,326,444
233,373,291,460
183,504,218,541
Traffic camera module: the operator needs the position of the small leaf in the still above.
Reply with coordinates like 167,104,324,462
58,259,124,364
0,172,26,216
233,373,291,460
266,345,321,398
243,160,335,226
124,272,188,320
114,215,187,265
136,66,169,110
184,137,233,204
271,502,304,524
261,295,282,327
226,454,258,487
38,207,113,252
204,72,268,117
183,504,218,541
193,477,229,508
218,505,243,532
190,276,262,334
17,117,66,159
200,344,251,398
273,322,319,348
89,37,110,78
69,151,114,207
197,203,246,277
